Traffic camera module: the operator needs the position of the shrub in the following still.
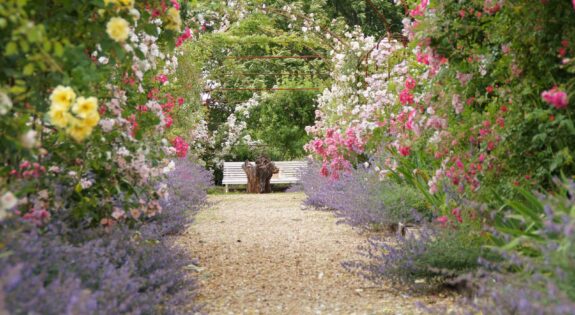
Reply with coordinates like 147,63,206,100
152,159,213,236
344,221,496,286
300,162,428,229
0,161,211,315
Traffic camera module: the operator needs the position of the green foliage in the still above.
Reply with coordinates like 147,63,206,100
247,80,319,160
325,0,405,37
179,2,333,168
377,181,429,224
420,228,493,276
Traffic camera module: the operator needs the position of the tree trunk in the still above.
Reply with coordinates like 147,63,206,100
242,161,259,193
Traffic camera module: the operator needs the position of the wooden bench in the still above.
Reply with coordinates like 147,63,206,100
222,161,307,193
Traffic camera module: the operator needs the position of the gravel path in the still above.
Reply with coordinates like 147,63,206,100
178,193,455,314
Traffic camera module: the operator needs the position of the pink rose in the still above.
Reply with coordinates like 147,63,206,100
436,216,448,224
542,87,569,109
405,77,417,90
399,89,414,105
398,146,411,157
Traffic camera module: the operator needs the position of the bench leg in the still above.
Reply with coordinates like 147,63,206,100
225,184,229,193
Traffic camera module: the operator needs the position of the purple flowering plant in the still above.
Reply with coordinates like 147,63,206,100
0,160,212,315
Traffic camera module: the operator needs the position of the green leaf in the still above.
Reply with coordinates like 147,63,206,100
54,42,64,57
43,40,52,52
501,236,527,251
5,42,18,56
23,63,34,76
19,39,29,53
9,85,26,95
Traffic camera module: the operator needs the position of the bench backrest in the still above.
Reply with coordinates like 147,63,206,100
222,161,308,184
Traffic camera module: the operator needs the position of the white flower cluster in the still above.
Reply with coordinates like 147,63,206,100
0,191,18,221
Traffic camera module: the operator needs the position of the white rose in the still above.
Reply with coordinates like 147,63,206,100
100,119,116,132
129,9,140,20
20,130,37,149
1,192,18,211
162,160,176,174
98,56,109,65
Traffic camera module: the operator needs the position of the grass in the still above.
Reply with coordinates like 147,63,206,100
208,184,296,195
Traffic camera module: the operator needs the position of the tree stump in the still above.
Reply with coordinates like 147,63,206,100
242,156,279,193
242,161,259,193
256,156,279,194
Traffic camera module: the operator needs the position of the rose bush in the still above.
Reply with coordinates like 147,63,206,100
0,0,200,227
302,0,575,310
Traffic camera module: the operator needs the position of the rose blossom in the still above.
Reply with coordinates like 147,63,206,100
542,87,569,109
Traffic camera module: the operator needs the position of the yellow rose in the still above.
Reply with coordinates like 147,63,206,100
67,118,93,142
48,107,71,128
80,111,101,128
104,0,134,9
165,7,182,32
106,17,130,42
117,0,134,9
50,86,76,110
72,96,98,116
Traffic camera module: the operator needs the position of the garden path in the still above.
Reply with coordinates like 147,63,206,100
178,193,454,314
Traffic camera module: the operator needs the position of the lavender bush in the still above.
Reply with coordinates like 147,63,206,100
299,162,428,229
0,160,212,315
343,222,495,287
458,179,575,314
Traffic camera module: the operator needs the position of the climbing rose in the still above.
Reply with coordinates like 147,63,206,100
405,77,417,90
172,136,189,157
164,115,173,128
106,17,130,43
156,74,168,84
399,89,414,105
542,87,569,109
398,146,411,157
